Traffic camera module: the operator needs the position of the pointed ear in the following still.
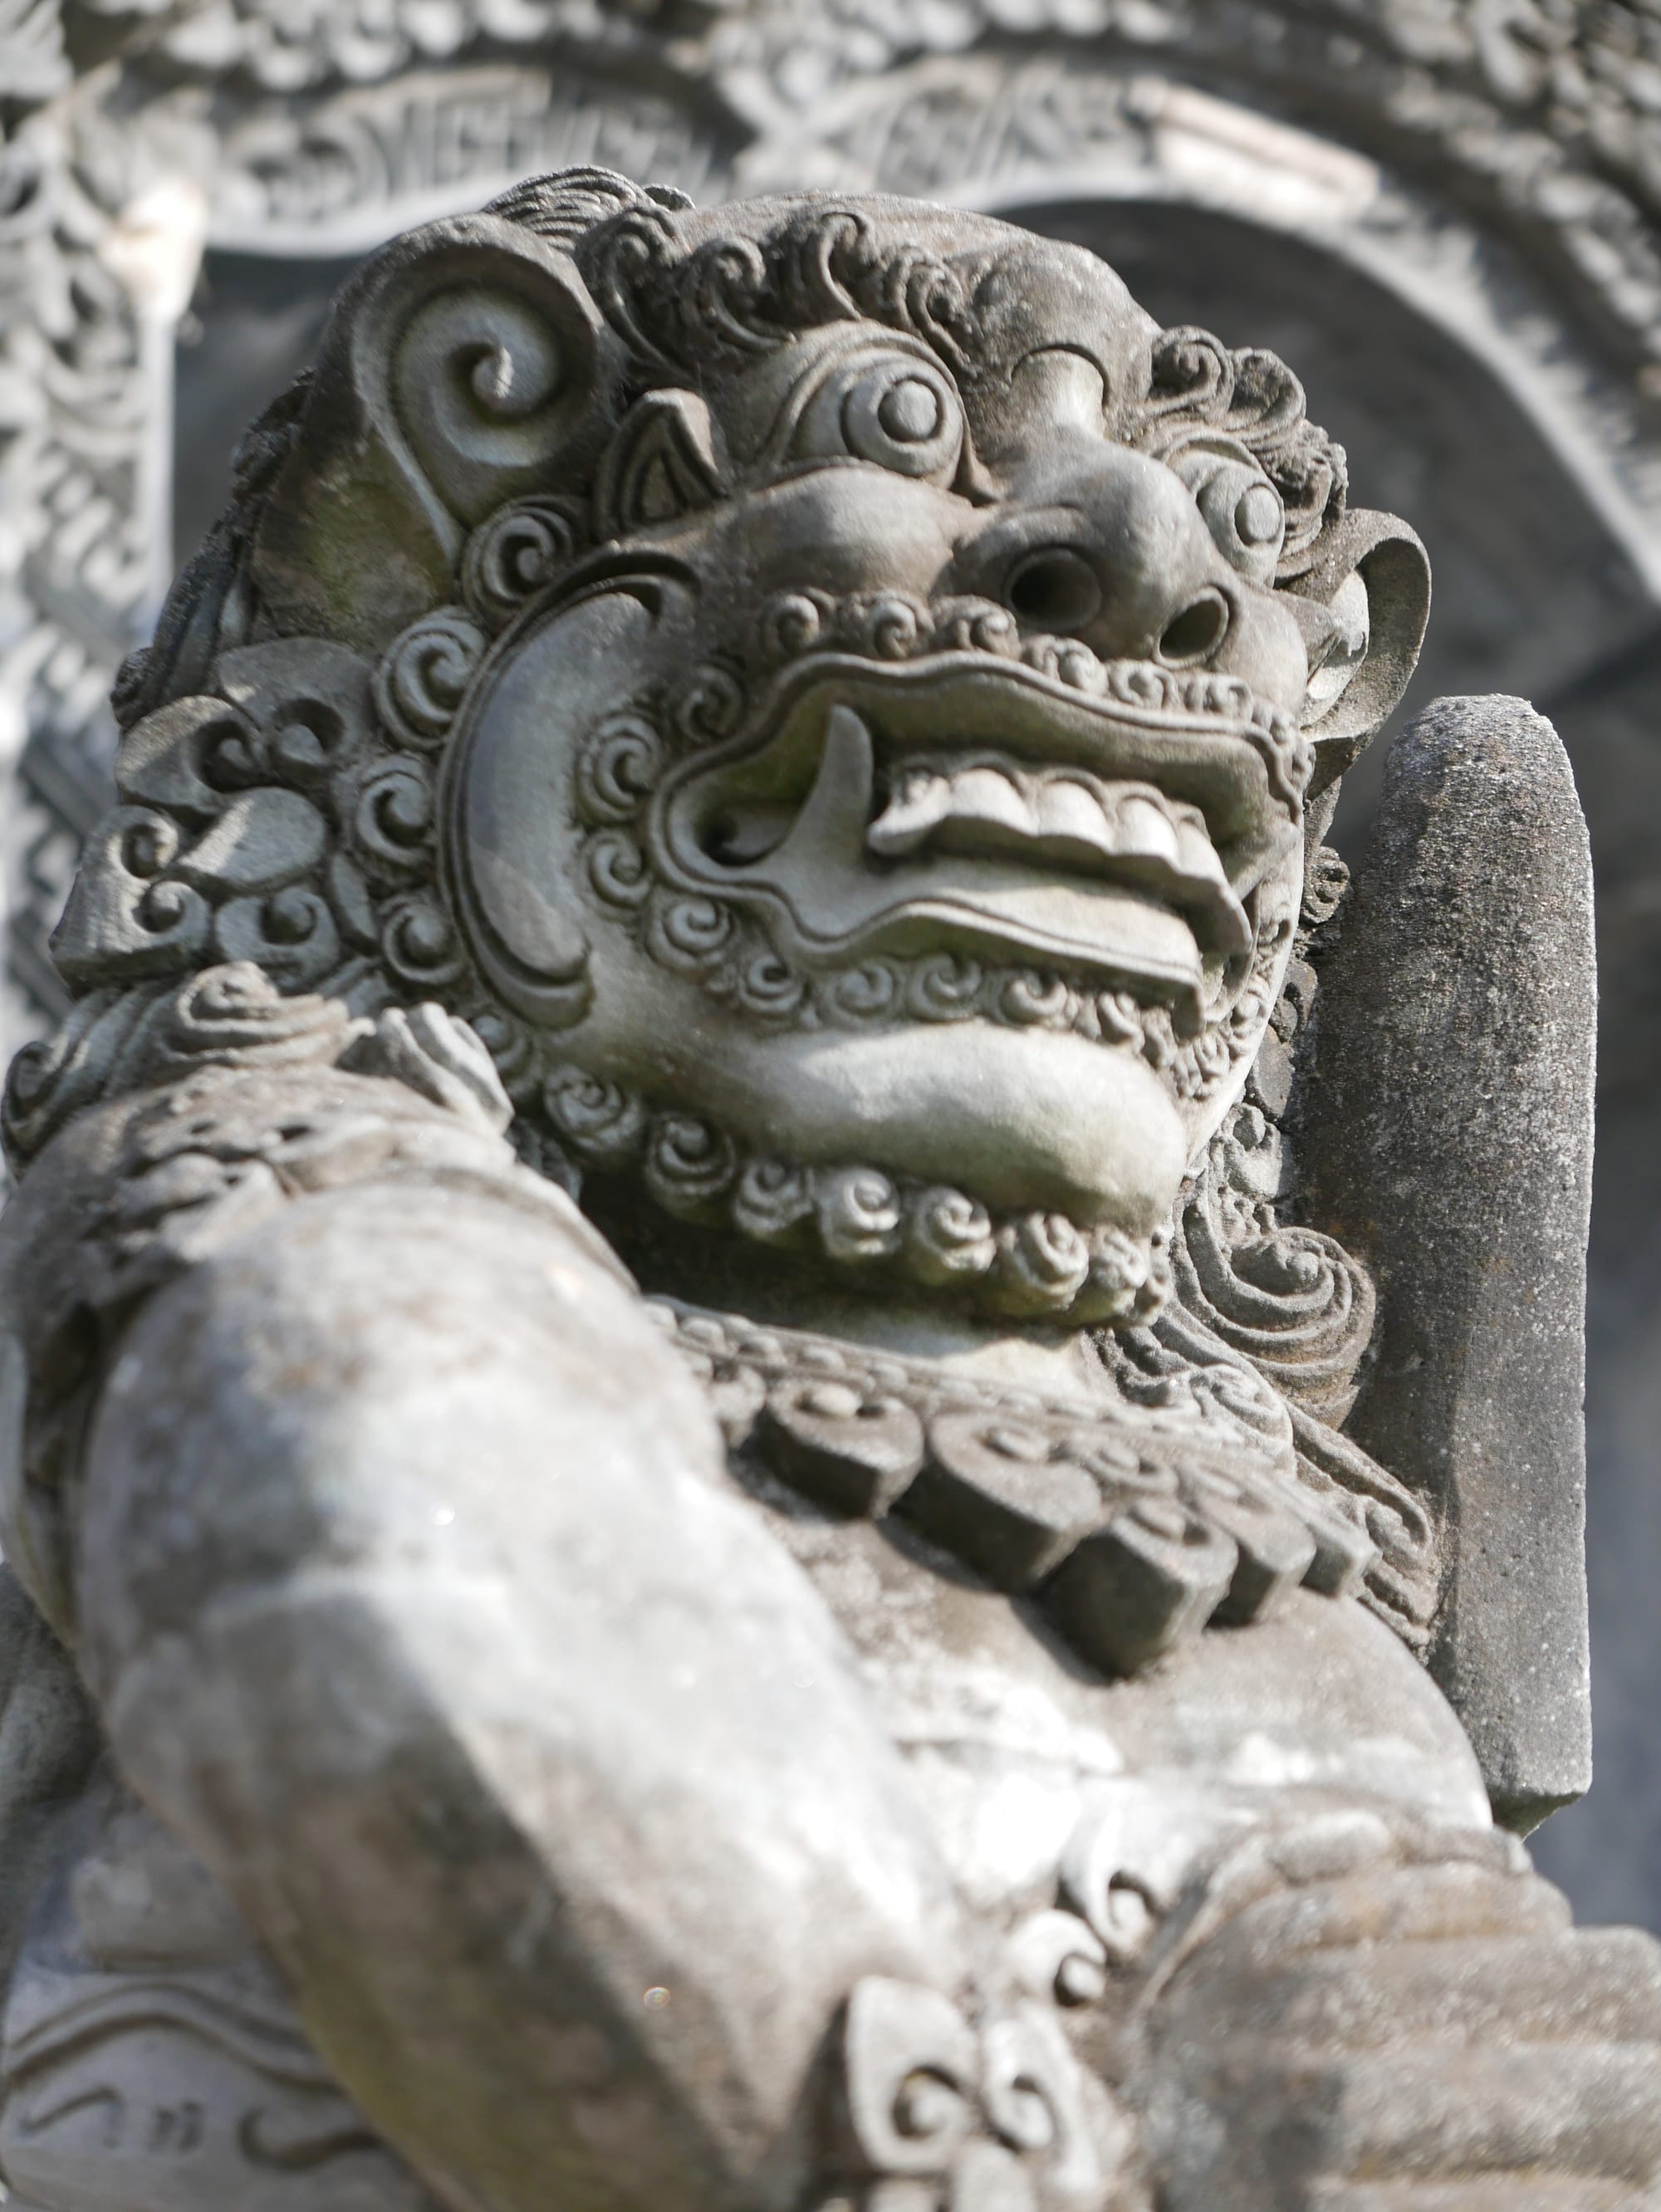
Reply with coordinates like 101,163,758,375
1290,510,1431,797
593,390,726,540
250,214,623,655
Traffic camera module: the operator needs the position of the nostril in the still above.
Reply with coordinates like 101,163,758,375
1158,589,1230,667
1006,548,1103,633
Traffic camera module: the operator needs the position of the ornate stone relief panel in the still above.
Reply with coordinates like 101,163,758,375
210,64,734,254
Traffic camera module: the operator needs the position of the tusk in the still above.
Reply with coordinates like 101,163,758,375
765,703,877,884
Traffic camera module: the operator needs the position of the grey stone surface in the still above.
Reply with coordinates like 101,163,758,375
13,0,1661,1957
0,169,1654,2211
158,202,1661,1931
1298,697,1597,1832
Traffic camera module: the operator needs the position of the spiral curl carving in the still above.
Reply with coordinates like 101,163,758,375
120,813,184,880
352,762,434,878
198,709,267,794
994,1214,1093,1317
672,663,746,743
574,716,664,827
855,592,925,660
731,949,808,1022
134,880,212,954
380,892,467,992
907,1187,997,1283
931,597,1019,657
1298,846,1350,942
1022,638,1108,694
752,589,833,664
814,1165,903,1263
543,1065,649,1165
395,285,582,508
214,889,342,989
1095,990,1142,1046
827,960,900,1022
998,971,1075,1028
1080,1224,1171,1328
1146,326,1236,420
373,609,488,751
1174,1106,1376,1429
586,832,653,910
905,953,982,1022
644,1112,739,1219
645,891,736,974
732,1159,815,1246
462,497,586,630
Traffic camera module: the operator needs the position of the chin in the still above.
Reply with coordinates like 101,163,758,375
606,1003,1193,1236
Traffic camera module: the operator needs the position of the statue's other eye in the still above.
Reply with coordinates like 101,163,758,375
790,351,966,483
1166,439,1286,585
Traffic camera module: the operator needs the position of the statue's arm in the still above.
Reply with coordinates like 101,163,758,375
0,1042,963,2212
1130,1808,1661,2210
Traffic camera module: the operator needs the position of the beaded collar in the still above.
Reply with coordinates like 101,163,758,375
648,1295,1379,1682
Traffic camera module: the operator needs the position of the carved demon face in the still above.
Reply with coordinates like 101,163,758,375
70,173,1428,1322
456,353,1309,1243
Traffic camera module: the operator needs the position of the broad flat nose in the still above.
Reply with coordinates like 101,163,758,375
958,440,1236,667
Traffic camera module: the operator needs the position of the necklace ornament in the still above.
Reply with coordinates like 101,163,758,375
649,1295,1378,1679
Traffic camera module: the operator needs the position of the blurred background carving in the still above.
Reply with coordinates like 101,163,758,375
6,0,1661,1925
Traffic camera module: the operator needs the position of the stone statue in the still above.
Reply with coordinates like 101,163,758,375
0,164,1656,2210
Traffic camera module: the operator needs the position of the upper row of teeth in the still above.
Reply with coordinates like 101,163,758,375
867,757,1227,885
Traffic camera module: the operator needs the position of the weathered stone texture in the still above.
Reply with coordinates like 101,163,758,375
1301,697,1596,1832
0,171,1649,2212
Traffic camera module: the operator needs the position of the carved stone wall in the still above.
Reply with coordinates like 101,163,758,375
7,0,1661,1927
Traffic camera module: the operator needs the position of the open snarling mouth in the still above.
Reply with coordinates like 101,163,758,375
658,652,1304,1022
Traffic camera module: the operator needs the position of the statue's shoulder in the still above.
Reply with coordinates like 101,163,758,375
2,959,621,1302
0,964,635,1646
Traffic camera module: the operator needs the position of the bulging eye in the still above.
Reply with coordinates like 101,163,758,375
1166,439,1286,583
790,350,965,482
842,361,962,476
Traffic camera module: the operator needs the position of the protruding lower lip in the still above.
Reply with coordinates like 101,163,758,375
659,656,1297,1004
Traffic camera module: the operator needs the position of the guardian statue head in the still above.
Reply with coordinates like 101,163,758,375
24,169,1428,1323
